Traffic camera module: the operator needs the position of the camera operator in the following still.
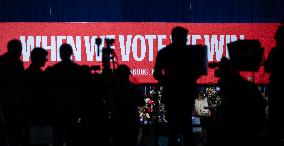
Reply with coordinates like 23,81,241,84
212,57,266,146
79,38,117,146
111,64,145,146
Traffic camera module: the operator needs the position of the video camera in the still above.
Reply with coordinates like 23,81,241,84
95,37,116,70
105,38,115,46
95,38,115,55
209,40,264,72
227,40,264,72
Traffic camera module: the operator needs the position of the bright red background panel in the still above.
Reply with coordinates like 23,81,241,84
0,22,279,84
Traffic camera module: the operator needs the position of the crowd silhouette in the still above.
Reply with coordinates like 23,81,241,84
0,24,283,146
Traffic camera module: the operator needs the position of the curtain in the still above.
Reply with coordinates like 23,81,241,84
0,0,283,22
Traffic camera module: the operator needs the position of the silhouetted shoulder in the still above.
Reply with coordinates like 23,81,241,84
157,44,170,55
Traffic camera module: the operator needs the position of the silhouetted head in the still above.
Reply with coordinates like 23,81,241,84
31,47,48,67
275,25,284,47
59,44,73,61
115,64,131,80
171,26,188,45
7,39,22,59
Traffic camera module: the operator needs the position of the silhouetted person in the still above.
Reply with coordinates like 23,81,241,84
0,39,24,146
23,47,48,145
264,24,284,146
78,65,110,146
45,44,85,146
215,57,265,146
153,26,203,146
111,64,145,146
